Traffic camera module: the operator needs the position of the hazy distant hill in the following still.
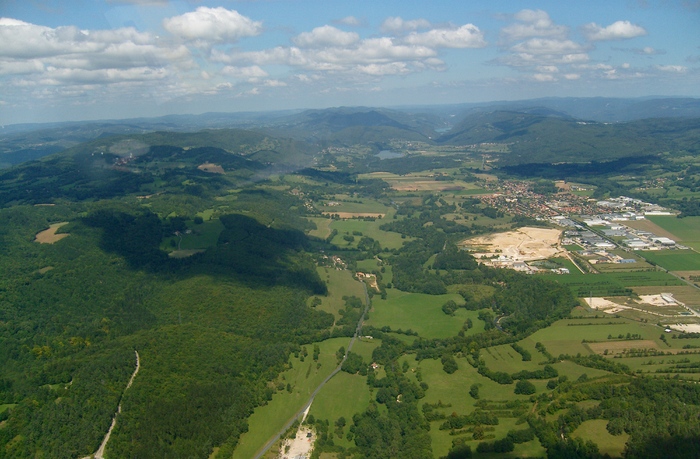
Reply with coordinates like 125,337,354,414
437,110,700,165
256,106,440,144
3,97,699,168
408,96,700,124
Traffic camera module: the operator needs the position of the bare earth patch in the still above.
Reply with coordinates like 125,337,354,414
460,227,563,262
198,162,225,174
584,297,629,314
280,426,315,459
670,324,700,333
322,212,385,219
34,222,69,244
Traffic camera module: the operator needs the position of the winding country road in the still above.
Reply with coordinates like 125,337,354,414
252,281,371,459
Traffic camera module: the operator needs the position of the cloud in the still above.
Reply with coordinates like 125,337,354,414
335,16,363,27
380,17,431,33
532,73,557,82
293,25,359,48
403,24,486,49
214,35,439,75
163,7,261,43
221,65,268,80
583,20,647,41
511,38,586,55
656,64,687,73
501,9,568,42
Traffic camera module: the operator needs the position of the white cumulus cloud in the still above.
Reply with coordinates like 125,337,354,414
380,17,431,33
163,7,262,43
501,9,568,42
293,26,359,48
583,20,647,41
404,24,486,49
656,64,687,73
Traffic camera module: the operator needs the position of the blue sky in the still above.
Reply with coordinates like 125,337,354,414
1,0,698,124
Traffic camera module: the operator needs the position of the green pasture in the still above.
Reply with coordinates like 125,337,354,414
355,258,394,285
527,318,662,357
365,289,469,339
180,219,224,249
432,416,545,459
318,198,389,214
308,372,372,449
619,352,700,377
307,216,333,239
481,344,542,374
312,267,366,320
647,216,700,250
572,419,628,457
328,211,408,250
637,249,700,271
541,270,684,297
232,337,350,459
349,338,380,363
552,360,611,381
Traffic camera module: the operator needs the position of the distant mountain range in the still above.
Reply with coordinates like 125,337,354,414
1,96,699,168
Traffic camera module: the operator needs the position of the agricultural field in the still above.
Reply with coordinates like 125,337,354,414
637,249,700,271
328,210,408,250
647,216,700,251
365,289,471,339
359,171,486,193
527,318,663,357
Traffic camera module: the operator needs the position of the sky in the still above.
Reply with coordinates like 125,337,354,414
1,0,699,124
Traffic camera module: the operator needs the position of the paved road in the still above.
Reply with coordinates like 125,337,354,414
252,281,371,459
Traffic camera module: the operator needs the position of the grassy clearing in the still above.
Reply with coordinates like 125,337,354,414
329,210,407,250
232,338,350,459
637,250,700,271
312,267,366,321
365,289,468,339
0,404,16,414
349,338,380,362
308,372,372,449
307,216,333,239
179,219,224,250
572,419,628,457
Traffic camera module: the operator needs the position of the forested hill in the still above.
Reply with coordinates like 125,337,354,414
0,129,317,207
437,110,700,165
261,106,438,144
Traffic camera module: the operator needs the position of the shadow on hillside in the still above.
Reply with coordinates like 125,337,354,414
82,209,327,295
